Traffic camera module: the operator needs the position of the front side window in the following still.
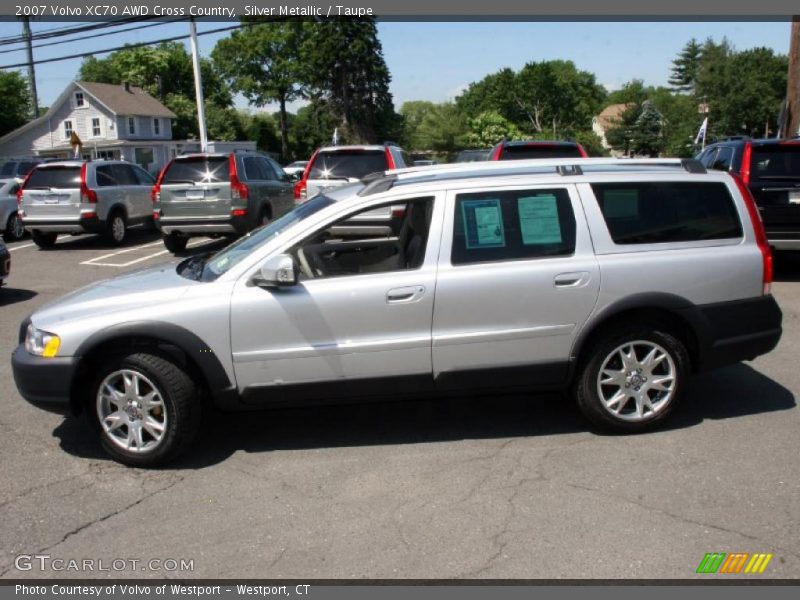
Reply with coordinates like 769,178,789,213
290,197,434,279
452,188,576,265
63,120,73,139
591,182,743,245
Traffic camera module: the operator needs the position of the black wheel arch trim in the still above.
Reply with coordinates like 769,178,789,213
73,321,236,407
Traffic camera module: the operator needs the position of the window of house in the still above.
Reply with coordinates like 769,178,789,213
63,120,74,139
153,118,160,135
91,118,101,137
74,92,84,107
591,182,743,245
290,197,435,279
128,117,136,135
451,188,576,265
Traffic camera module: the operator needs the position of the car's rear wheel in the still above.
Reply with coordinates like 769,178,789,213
5,212,25,241
90,352,203,467
106,211,127,246
575,326,689,432
258,205,272,228
163,232,188,253
31,231,58,249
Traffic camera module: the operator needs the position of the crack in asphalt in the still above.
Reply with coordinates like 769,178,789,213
0,472,185,578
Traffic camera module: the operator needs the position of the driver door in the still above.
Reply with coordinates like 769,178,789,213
230,193,443,404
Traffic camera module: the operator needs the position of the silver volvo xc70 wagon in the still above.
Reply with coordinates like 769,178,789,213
12,158,782,466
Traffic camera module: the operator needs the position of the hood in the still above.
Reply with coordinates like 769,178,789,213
33,262,195,327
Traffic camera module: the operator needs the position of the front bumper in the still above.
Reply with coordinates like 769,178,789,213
11,345,78,414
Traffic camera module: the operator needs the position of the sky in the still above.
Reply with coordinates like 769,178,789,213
0,20,792,112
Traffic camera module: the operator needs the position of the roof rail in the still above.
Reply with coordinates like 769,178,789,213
359,157,708,196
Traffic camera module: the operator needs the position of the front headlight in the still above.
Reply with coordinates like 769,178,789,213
25,324,61,358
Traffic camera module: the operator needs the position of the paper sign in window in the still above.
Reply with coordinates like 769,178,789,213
461,199,505,249
518,195,562,245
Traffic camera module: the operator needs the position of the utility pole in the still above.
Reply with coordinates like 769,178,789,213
786,16,800,138
188,18,208,152
22,16,39,119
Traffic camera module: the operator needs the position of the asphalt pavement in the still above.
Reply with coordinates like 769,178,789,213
1,230,798,579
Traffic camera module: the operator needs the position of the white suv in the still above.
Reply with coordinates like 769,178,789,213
12,158,782,466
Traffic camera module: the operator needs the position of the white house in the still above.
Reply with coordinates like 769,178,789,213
0,81,179,174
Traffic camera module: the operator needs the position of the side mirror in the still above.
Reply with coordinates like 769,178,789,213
253,254,297,287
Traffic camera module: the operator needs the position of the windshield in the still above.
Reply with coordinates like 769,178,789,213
308,151,388,180
186,195,338,282
751,145,800,179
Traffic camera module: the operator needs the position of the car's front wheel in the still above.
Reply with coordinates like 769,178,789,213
575,326,689,432
90,352,203,467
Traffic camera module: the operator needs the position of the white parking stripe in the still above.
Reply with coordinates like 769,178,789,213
82,238,217,268
79,240,164,265
7,242,36,252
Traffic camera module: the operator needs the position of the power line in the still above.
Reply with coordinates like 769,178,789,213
0,17,153,47
0,24,245,70
0,21,95,44
0,19,183,56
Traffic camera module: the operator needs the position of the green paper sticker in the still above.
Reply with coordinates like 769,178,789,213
518,195,562,245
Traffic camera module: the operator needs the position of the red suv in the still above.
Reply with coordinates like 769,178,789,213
489,140,588,160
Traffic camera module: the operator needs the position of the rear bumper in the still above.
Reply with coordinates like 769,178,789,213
156,215,248,236
22,214,103,234
684,295,782,371
11,345,77,415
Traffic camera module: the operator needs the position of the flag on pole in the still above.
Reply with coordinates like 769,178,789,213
694,117,708,145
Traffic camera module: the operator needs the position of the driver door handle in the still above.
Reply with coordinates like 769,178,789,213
387,285,425,304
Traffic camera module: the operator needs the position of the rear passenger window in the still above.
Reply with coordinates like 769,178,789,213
451,188,576,265
243,157,266,180
112,164,140,186
591,182,742,245
95,165,118,187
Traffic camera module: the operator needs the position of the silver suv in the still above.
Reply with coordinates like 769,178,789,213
153,151,294,253
18,160,156,248
12,158,782,467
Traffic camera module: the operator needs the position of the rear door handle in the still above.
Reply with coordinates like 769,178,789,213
387,285,425,304
554,271,590,288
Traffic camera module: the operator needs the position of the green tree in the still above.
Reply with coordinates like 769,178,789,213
0,71,32,136
604,104,642,156
301,18,399,143
400,100,436,150
212,21,305,161
669,38,703,93
631,101,665,157
238,111,281,154
290,99,340,159
462,111,522,147
606,79,652,105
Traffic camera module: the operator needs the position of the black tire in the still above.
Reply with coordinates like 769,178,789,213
574,325,690,433
31,230,58,249
163,232,188,253
257,205,272,228
105,210,127,246
5,212,26,241
88,352,204,467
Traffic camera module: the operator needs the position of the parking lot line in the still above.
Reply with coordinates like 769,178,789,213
83,238,217,268
79,240,164,265
7,243,36,252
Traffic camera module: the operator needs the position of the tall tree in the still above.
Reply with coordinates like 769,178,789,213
0,71,32,137
669,38,703,93
631,101,665,157
212,21,305,160
301,18,398,144
462,111,522,147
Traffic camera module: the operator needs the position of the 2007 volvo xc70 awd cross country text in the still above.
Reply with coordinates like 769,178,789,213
12,158,782,467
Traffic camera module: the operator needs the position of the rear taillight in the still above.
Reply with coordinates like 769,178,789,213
390,205,406,219
384,147,396,170
740,141,752,185
490,143,503,161
231,208,247,217
152,160,171,203
229,154,249,200
733,174,772,294
577,144,588,158
17,169,34,205
294,149,319,202
80,163,97,203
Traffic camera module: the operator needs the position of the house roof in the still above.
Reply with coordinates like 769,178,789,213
75,81,176,118
595,103,635,131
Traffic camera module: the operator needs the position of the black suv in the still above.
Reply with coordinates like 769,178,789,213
697,137,800,251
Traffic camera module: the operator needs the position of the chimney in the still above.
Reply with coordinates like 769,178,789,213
124,82,130,93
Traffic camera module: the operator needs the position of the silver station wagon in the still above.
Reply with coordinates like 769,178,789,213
12,158,782,466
